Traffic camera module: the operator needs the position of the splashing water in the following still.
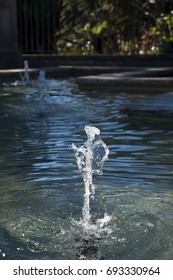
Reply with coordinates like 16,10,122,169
13,60,30,86
37,70,48,92
71,126,111,237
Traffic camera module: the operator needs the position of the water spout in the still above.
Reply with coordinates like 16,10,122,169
72,126,110,234
20,60,30,85
37,70,48,92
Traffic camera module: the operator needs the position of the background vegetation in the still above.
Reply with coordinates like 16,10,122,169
17,0,173,55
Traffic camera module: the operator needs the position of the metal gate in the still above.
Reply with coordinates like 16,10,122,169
17,0,59,53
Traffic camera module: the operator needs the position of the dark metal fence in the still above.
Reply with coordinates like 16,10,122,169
17,0,59,53
17,0,173,55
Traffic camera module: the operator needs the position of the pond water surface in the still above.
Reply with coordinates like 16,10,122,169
0,78,173,259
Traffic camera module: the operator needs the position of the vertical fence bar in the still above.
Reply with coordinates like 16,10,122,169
24,0,28,51
35,0,39,52
153,0,157,53
133,2,137,54
113,0,118,54
127,0,131,54
120,0,124,54
30,1,34,52
47,0,50,52
17,0,23,52
41,1,45,52
52,0,57,53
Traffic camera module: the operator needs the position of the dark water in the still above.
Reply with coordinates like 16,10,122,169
0,79,173,260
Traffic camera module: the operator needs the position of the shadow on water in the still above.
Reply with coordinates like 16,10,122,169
75,237,103,260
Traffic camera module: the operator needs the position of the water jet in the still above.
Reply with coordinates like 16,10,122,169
72,125,111,238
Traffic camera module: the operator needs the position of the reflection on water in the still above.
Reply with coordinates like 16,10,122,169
0,79,173,259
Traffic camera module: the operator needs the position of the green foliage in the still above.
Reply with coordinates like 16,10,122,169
55,0,161,55
91,20,108,35
149,11,173,53
19,0,173,55
55,0,121,54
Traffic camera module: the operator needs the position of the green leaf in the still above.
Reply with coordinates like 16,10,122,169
91,20,108,35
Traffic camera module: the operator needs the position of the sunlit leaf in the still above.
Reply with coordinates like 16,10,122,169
91,20,108,35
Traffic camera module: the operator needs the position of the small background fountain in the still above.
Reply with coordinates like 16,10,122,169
20,60,30,85
14,61,48,92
